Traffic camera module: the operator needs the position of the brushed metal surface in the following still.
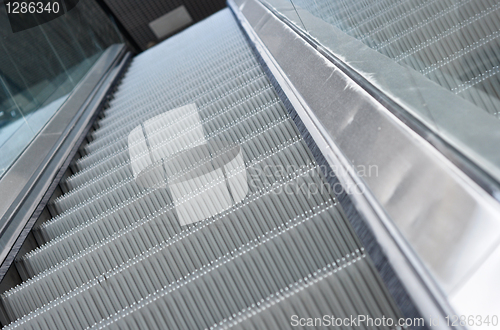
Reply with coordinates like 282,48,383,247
0,45,127,278
230,0,500,324
264,0,500,197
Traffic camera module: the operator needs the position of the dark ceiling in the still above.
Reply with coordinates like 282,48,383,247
101,0,227,50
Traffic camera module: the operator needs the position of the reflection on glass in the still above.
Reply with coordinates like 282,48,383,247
0,0,123,177
286,0,500,118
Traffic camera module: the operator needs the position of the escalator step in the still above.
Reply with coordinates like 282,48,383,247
2,8,405,330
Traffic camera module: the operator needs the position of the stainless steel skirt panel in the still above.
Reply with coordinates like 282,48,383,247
1,8,405,329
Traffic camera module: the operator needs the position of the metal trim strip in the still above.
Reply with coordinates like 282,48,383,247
0,45,131,281
228,0,500,327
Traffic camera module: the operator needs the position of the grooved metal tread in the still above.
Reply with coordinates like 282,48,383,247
2,9,404,330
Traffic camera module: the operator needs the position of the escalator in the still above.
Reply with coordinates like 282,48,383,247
3,0,500,328
0,8,415,330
